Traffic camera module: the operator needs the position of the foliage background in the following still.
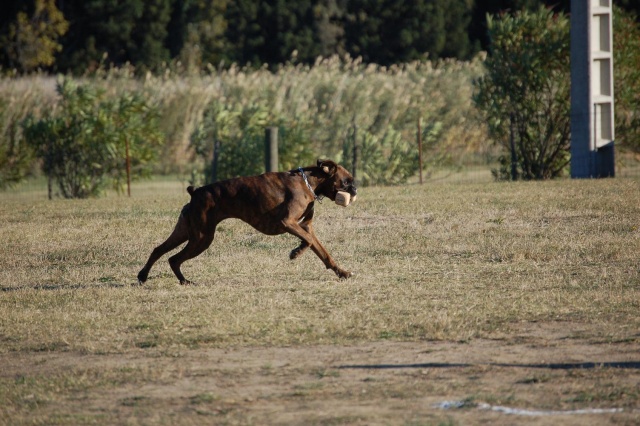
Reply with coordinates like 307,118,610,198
6,0,640,74
473,7,571,180
1,1,640,192
22,78,162,198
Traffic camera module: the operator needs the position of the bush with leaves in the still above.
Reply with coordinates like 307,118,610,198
0,99,35,189
190,100,268,183
346,122,441,186
22,78,162,198
474,7,570,180
613,6,640,153
3,53,486,185
191,95,445,186
190,100,316,184
146,53,484,181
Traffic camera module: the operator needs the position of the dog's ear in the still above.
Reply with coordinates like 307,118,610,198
317,159,338,176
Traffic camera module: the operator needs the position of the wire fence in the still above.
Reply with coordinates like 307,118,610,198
2,160,639,203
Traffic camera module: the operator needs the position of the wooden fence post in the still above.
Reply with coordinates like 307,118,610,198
510,113,518,181
211,139,221,182
417,117,423,184
352,124,359,182
47,138,52,200
125,136,131,197
265,127,278,172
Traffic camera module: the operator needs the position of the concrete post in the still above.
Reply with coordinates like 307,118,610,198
570,0,615,178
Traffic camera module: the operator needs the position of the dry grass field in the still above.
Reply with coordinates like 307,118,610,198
1,176,639,425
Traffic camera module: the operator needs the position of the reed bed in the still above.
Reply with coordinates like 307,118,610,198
1,56,490,176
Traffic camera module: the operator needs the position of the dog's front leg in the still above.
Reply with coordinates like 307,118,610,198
309,237,352,279
283,220,352,279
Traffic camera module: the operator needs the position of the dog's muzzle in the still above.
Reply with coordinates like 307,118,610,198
346,184,357,199
335,184,357,207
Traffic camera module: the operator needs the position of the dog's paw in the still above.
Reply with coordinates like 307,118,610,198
289,244,309,260
335,269,353,279
137,270,148,284
289,248,302,260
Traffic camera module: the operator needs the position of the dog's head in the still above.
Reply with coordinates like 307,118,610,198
314,159,357,202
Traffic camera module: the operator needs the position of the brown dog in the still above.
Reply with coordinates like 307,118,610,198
137,160,357,285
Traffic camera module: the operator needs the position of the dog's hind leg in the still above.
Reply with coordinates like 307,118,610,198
137,211,189,284
168,228,215,285
289,240,310,260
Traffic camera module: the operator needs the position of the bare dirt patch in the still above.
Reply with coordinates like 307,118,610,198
2,322,639,425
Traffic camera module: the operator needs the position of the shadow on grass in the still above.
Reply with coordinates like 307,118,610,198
1,282,126,292
338,361,640,370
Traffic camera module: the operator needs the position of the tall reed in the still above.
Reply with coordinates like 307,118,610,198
0,55,490,180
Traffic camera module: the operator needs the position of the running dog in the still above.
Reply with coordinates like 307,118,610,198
137,160,357,285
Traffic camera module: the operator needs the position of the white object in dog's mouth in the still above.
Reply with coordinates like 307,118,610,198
335,191,356,207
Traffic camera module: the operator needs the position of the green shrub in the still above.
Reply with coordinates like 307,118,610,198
613,6,640,153
350,122,441,186
22,77,162,198
474,8,571,180
3,55,489,185
190,99,318,184
0,100,34,189
190,100,268,183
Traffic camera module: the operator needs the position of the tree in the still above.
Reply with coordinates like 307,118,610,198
57,0,143,72
469,1,572,53
616,0,640,22
0,0,68,72
129,0,173,72
167,0,229,69
57,0,171,73
190,100,268,182
224,0,320,66
613,6,640,153
343,0,475,65
442,0,476,59
313,0,346,58
473,7,571,180
22,78,162,198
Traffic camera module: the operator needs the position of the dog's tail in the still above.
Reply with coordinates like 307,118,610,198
186,186,196,196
